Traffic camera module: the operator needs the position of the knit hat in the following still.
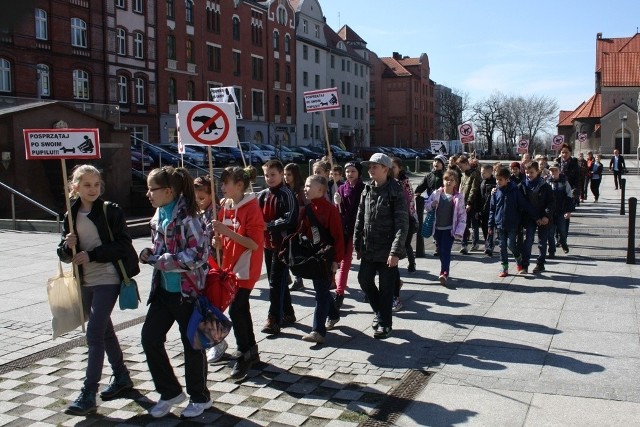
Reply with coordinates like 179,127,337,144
344,161,363,178
510,161,520,169
434,154,447,168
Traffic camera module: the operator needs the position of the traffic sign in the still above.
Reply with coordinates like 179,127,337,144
551,135,564,150
578,132,587,143
303,88,340,112
457,123,475,144
178,101,237,147
517,139,529,154
23,129,100,160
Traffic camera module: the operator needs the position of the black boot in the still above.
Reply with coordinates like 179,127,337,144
66,387,97,416
100,371,134,400
230,345,259,382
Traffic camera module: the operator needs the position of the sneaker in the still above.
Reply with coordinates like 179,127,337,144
100,371,134,400
407,263,416,273
302,331,326,344
229,347,259,382
516,264,524,273
283,313,297,325
261,317,280,335
459,246,469,255
439,273,448,286
206,340,229,363
326,318,340,330
555,241,561,248
149,392,187,418
371,313,380,330
484,249,493,257
532,264,545,274
392,297,403,312
290,277,304,291
433,249,440,257
373,326,392,339
470,244,479,251
562,245,569,254
181,399,213,418
66,388,97,416
498,270,509,278
334,293,344,308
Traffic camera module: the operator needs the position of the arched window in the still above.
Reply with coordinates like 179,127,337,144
135,77,145,105
274,94,280,115
285,97,291,116
37,64,50,97
168,78,177,104
133,32,144,58
187,80,195,100
166,0,175,19
73,69,89,100
116,28,126,55
70,18,87,47
167,35,176,60
35,9,48,40
0,58,11,92
277,6,287,25
232,16,240,40
118,75,128,104
185,0,194,24
284,34,290,54
273,30,279,51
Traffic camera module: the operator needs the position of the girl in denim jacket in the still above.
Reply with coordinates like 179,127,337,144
424,170,466,287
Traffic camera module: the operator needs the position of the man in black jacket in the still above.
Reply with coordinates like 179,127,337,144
609,149,626,190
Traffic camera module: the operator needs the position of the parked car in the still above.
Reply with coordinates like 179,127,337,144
131,149,153,170
145,144,180,167
217,146,251,165
260,143,294,163
291,146,320,162
330,145,356,161
280,145,305,163
163,145,209,167
190,145,235,166
240,142,275,165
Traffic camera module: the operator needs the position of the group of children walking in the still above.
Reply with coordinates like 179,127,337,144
57,144,588,418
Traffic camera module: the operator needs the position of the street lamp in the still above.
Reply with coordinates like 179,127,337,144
620,112,628,154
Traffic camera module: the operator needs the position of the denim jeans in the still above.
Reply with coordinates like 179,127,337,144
358,260,396,329
522,222,550,268
496,228,521,267
264,248,294,324
434,229,454,275
311,276,339,336
81,283,127,393
229,288,255,353
462,211,480,247
548,215,569,251
141,288,210,403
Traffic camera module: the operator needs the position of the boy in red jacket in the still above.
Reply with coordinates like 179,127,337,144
299,175,344,344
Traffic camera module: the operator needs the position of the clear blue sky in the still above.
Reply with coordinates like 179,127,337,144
320,0,640,113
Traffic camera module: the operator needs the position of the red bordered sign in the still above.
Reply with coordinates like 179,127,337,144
178,101,237,147
23,129,101,160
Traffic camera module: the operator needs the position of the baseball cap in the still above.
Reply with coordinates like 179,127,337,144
362,153,392,168
549,162,561,170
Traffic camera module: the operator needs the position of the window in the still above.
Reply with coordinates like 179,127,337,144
273,30,279,51
302,45,308,60
37,64,49,97
207,45,221,72
284,34,290,54
71,18,87,48
73,69,89,100
116,0,125,8
252,90,264,116
187,81,195,100
286,97,291,116
116,28,126,55
314,74,319,89
274,95,280,115
274,62,280,81
207,5,221,33
167,35,176,60
0,59,11,92
341,81,344,94
186,39,194,63
347,61,351,72
167,0,175,20
133,32,144,58
277,6,286,25
232,16,240,40
232,51,241,76
168,78,177,104
285,65,291,84
303,124,308,139
118,75,128,104
314,49,319,63
315,24,319,38
251,11,263,46
341,59,345,71
302,19,307,33
35,9,48,40
251,56,263,81
185,0,194,24
135,77,145,105
330,78,335,88
347,82,350,95
330,55,335,68
133,0,143,13
303,71,308,86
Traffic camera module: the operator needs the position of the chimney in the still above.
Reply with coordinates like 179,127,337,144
392,52,402,60
597,32,602,39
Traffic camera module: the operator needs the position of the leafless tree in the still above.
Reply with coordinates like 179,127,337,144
517,95,558,154
438,89,470,140
471,92,502,155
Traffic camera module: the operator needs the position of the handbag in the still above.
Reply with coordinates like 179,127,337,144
204,264,238,312
187,296,232,350
103,204,141,310
280,207,335,280
47,261,83,339
421,209,435,238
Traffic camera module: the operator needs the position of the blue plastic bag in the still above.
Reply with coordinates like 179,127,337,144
421,210,435,238
187,296,232,350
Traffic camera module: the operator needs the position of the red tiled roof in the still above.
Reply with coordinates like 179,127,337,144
337,25,366,45
601,52,640,86
596,33,640,71
398,57,421,67
559,110,574,123
380,57,411,77
559,94,602,127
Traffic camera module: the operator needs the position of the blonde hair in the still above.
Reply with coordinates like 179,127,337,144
68,164,103,199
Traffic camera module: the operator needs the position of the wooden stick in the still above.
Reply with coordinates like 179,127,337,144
60,159,85,332
322,111,333,167
207,146,221,266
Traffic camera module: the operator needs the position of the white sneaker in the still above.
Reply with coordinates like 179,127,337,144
206,340,228,363
325,318,340,330
181,399,213,418
149,392,186,418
